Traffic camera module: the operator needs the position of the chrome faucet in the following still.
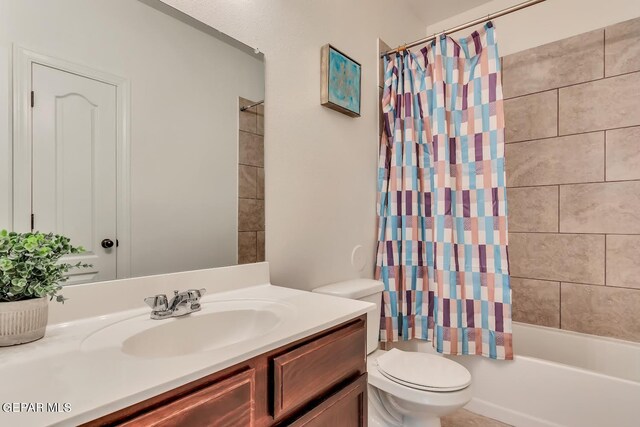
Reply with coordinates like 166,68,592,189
144,288,206,320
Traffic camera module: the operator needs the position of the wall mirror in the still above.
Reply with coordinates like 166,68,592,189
0,0,266,284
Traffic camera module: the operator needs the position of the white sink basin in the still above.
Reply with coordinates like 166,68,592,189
81,299,293,358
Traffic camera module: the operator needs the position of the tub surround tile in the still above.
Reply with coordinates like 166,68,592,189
238,232,257,264
507,186,558,232
239,131,264,167
501,21,640,343
505,90,558,143
239,97,258,134
256,104,265,136
505,133,604,187
511,278,560,328
238,199,265,232
257,168,265,200
378,39,391,88
558,72,640,135
606,235,640,290
257,231,265,262
606,126,640,181
605,17,640,77
237,97,264,263
561,282,640,342
502,29,604,99
239,165,257,198
559,181,640,234
509,233,605,285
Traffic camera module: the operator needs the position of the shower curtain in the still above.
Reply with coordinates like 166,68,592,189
376,23,512,360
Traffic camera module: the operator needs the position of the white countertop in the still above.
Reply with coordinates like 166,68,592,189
0,284,373,427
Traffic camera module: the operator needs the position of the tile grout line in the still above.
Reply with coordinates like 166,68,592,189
508,177,640,189
559,281,562,328
604,235,607,287
557,185,560,233
604,130,607,181
509,231,639,236
510,276,637,291
506,125,638,145
502,68,640,101
556,88,560,137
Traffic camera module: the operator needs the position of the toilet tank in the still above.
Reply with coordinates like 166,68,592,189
313,279,384,355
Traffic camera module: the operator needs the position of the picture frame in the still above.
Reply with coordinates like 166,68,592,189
321,44,361,117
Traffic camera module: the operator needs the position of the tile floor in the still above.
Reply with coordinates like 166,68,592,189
442,409,512,426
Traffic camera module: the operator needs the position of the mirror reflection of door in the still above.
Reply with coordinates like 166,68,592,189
31,63,117,284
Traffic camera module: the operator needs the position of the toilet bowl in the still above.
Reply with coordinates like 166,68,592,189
313,279,472,427
368,349,472,427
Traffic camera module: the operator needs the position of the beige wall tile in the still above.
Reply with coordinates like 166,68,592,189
239,165,257,198
559,72,640,135
560,181,640,234
378,39,391,88
238,199,265,232
506,133,604,186
239,97,257,133
257,231,265,262
606,126,640,181
509,233,604,285
239,131,264,167
511,278,560,328
561,282,640,342
257,104,264,136
606,235,640,290
257,168,265,200
605,17,640,77
503,29,604,99
238,232,257,264
507,186,558,232
505,90,558,143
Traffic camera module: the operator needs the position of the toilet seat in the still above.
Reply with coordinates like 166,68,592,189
375,348,471,392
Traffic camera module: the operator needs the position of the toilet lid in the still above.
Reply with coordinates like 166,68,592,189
375,348,471,392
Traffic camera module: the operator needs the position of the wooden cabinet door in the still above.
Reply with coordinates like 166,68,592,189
289,374,367,427
272,318,366,420
119,369,255,427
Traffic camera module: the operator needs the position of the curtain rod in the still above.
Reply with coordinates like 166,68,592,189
240,100,264,111
381,0,547,57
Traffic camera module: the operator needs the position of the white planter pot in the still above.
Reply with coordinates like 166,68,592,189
0,297,48,346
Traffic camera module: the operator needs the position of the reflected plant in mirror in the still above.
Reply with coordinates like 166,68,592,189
0,0,265,285
0,230,88,346
0,230,87,303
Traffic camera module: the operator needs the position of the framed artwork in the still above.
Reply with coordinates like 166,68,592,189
321,44,361,117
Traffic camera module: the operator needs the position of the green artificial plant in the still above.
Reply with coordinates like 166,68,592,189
0,230,88,303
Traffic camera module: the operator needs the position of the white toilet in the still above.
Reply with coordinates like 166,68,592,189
313,279,472,427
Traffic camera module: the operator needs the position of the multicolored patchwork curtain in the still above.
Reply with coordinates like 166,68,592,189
375,23,513,360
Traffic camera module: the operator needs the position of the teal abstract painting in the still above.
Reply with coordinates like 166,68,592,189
321,45,361,117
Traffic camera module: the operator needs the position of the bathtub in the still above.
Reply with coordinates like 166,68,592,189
393,322,640,427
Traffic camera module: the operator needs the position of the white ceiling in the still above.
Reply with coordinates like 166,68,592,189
407,0,495,26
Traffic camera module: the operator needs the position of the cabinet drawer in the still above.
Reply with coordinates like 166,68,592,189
289,374,367,427
272,318,366,419
119,369,255,427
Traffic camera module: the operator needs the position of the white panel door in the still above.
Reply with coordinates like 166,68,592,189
32,63,117,284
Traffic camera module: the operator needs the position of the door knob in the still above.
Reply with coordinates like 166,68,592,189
101,238,115,249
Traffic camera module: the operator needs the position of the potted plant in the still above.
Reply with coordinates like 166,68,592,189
0,230,87,346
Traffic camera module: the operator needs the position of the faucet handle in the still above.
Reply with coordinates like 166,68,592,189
144,294,168,311
187,288,206,300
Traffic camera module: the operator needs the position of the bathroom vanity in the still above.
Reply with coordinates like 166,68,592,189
85,315,367,426
0,263,373,427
